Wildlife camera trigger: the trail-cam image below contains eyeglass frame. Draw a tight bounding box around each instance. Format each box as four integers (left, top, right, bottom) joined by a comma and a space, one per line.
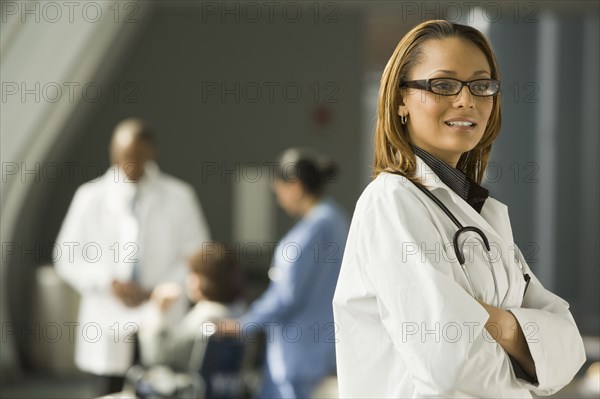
400, 78, 501, 97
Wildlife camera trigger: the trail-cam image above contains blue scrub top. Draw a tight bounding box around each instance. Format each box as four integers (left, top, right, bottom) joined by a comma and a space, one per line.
240, 197, 349, 383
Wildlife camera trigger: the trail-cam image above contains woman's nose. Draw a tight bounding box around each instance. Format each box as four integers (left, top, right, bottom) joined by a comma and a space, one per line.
453, 85, 475, 108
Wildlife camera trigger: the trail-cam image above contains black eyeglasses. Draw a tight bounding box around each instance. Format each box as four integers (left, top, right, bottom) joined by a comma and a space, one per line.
401, 78, 501, 97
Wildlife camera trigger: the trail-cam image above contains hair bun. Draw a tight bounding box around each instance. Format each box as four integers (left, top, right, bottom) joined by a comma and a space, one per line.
276, 148, 339, 196
318, 157, 339, 182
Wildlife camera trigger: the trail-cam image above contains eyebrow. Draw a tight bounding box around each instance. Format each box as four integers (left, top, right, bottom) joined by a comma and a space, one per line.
430, 69, 491, 77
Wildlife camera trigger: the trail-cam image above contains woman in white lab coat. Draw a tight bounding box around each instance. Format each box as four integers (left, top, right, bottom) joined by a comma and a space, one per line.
333, 20, 586, 398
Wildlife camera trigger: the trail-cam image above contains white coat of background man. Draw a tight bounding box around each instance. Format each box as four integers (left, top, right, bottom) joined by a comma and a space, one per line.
54, 118, 211, 396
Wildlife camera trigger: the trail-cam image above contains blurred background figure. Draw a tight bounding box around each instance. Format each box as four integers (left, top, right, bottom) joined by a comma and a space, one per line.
132, 242, 246, 399
53, 118, 211, 396
234, 148, 349, 399
139, 241, 245, 371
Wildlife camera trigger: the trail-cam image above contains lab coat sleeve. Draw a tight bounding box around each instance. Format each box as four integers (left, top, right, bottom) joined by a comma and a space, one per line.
240, 226, 320, 327
181, 187, 211, 252
506, 248, 586, 395
356, 180, 513, 396
161, 186, 211, 285
54, 185, 113, 294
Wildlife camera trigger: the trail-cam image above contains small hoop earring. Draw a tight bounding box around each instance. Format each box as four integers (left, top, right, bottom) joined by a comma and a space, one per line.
401, 115, 407, 125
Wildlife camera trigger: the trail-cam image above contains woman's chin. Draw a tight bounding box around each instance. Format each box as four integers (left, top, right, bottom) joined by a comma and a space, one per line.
442, 138, 481, 155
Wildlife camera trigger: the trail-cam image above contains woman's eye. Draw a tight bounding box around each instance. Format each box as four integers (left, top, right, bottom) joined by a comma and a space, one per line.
432, 82, 453, 91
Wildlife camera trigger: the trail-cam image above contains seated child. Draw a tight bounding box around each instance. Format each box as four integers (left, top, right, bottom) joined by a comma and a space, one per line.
139, 242, 246, 371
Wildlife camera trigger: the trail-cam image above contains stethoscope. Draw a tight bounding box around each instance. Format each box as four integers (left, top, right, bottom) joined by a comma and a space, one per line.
412, 182, 531, 307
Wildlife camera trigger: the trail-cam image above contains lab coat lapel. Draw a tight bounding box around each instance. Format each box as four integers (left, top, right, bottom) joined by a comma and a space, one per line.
132, 164, 164, 254
416, 157, 513, 306
103, 168, 135, 213
443, 188, 507, 246
416, 156, 508, 245
479, 197, 514, 245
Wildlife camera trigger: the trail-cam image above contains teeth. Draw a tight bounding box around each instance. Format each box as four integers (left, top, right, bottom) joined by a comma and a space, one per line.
446, 121, 473, 126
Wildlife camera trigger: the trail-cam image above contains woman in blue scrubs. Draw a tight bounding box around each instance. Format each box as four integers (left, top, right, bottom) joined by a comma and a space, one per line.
239, 148, 349, 399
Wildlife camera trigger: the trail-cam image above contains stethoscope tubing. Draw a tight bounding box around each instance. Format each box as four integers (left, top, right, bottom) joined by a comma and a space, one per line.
412, 181, 506, 307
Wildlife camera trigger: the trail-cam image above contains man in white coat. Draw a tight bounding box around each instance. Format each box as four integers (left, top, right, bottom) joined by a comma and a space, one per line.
54, 118, 210, 396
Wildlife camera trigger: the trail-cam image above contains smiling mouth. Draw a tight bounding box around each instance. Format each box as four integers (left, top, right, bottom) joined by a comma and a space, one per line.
445, 121, 476, 127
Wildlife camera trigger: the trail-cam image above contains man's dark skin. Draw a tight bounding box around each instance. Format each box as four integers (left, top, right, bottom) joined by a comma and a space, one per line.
109, 118, 156, 308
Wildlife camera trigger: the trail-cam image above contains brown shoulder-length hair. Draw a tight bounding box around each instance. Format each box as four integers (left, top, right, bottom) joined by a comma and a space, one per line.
373, 20, 502, 184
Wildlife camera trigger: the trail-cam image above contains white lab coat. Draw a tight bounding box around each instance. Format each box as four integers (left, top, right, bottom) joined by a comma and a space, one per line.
333, 156, 586, 398
55, 162, 210, 375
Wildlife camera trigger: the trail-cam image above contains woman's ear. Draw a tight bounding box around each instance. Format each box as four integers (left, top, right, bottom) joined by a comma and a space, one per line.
397, 95, 408, 117
290, 180, 305, 199
397, 103, 408, 118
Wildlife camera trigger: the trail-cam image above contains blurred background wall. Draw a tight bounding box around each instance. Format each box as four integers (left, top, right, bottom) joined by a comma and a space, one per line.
1, 0, 598, 397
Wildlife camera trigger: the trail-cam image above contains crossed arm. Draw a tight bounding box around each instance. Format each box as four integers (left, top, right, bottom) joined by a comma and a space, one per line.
478, 300, 537, 380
